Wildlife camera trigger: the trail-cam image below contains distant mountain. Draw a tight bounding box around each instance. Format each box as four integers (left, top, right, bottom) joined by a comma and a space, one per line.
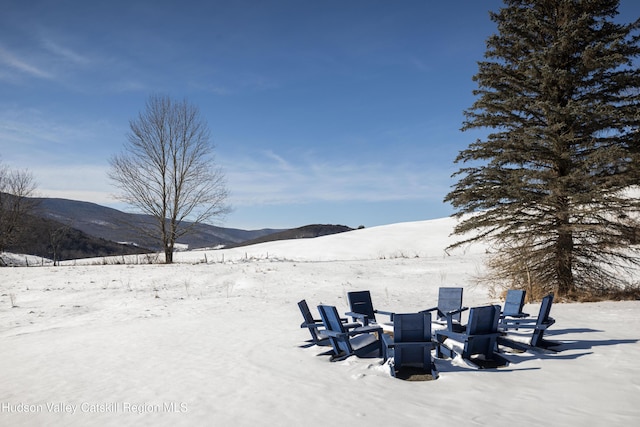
32, 197, 281, 250
2, 196, 356, 261
228, 224, 355, 248
6, 213, 147, 263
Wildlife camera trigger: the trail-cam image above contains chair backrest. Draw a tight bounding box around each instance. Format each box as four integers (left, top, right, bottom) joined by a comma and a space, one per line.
393, 312, 433, 370
531, 294, 554, 347
466, 305, 501, 336
502, 290, 526, 316
394, 312, 432, 343
464, 305, 501, 356
438, 287, 464, 321
298, 299, 314, 323
537, 294, 554, 325
298, 299, 321, 342
318, 304, 353, 356
348, 290, 377, 323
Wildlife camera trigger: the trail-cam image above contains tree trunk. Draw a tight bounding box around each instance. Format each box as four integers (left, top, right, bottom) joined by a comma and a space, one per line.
164, 219, 178, 264
556, 224, 574, 297
164, 245, 173, 264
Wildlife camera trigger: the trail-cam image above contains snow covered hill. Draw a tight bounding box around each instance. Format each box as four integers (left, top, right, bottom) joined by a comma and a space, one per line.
1, 216, 639, 427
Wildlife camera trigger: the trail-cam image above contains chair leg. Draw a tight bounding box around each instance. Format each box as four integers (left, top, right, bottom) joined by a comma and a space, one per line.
431, 361, 439, 380
436, 342, 454, 359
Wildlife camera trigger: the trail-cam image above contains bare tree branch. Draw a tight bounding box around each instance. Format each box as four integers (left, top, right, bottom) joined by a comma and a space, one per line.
0, 161, 37, 258
108, 95, 231, 263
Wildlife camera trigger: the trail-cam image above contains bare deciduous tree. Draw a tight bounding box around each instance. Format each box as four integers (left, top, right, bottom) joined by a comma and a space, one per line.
108, 95, 230, 264
0, 161, 37, 263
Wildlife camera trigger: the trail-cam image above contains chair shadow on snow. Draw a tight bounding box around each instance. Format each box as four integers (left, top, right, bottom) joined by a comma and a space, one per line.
433, 357, 542, 375
546, 328, 603, 335
558, 339, 640, 351
496, 327, 639, 365
436, 325, 634, 374
515, 327, 639, 352
545, 335, 639, 352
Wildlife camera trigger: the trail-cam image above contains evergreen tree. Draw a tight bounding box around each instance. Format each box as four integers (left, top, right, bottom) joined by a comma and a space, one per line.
445, 0, 640, 299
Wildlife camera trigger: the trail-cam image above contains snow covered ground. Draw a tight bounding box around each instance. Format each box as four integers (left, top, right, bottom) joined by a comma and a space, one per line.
1, 217, 639, 426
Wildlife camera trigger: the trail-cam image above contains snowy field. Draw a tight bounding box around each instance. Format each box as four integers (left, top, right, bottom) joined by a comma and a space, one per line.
1, 217, 639, 427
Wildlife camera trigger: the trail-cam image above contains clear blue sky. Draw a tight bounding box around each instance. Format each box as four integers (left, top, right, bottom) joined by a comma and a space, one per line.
1, 1, 638, 230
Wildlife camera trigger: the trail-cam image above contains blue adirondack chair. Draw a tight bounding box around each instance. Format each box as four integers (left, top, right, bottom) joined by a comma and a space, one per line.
498, 294, 558, 351
346, 290, 395, 327
298, 299, 359, 347
318, 304, 383, 362
500, 289, 529, 320
382, 312, 438, 379
421, 287, 467, 332
436, 304, 509, 369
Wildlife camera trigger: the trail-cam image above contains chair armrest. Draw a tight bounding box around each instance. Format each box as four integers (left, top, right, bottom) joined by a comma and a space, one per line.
345, 311, 370, 326
349, 325, 383, 336
343, 322, 365, 330
435, 329, 466, 343
322, 324, 381, 339
444, 307, 469, 331
534, 317, 555, 330
446, 306, 469, 316
375, 309, 395, 321
501, 317, 555, 332
500, 317, 538, 328
322, 330, 349, 339
300, 322, 324, 329
500, 312, 529, 319
420, 306, 438, 314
